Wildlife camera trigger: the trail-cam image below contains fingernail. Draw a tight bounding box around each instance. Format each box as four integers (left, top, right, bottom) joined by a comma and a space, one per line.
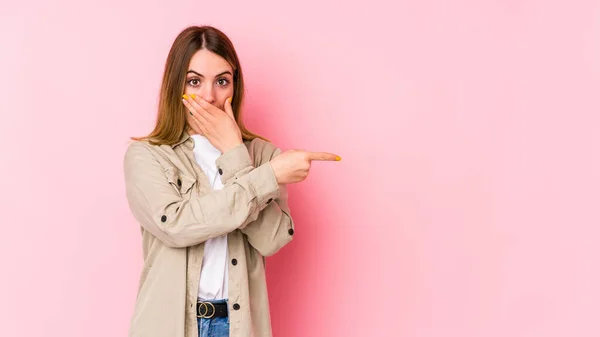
227, 97, 232, 103
182, 94, 189, 99
189, 111, 193, 115
191, 94, 196, 99
335, 156, 342, 161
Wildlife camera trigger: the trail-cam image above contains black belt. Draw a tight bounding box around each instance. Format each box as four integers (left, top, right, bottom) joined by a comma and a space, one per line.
197, 301, 228, 318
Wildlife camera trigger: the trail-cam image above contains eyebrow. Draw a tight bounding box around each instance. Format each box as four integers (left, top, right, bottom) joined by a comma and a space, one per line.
186, 70, 232, 77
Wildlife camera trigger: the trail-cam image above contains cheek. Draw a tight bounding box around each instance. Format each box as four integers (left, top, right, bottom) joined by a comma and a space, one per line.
183, 87, 200, 95
221, 85, 234, 96
217, 87, 234, 102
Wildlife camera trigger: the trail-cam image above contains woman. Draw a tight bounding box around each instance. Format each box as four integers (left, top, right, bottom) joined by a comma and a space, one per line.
123, 25, 340, 337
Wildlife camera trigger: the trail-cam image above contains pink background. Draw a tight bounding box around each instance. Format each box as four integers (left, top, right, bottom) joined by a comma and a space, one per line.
1, 0, 600, 336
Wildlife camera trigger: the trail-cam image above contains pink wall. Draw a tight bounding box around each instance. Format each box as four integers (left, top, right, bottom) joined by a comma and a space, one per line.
1, 0, 600, 336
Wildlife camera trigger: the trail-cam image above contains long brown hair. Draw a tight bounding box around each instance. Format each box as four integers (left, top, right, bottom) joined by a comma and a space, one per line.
133, 25, 268, 145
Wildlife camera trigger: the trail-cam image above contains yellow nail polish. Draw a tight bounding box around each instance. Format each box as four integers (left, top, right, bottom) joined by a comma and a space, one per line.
335, 156, 342, 161
191, 94, 196, 99
182, 94, 189, 99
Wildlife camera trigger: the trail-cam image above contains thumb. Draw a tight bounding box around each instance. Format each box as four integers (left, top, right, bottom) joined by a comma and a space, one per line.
224, 97, 235, 120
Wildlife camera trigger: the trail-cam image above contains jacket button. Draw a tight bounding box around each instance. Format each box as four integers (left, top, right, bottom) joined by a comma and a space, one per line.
218, 168, 223, 175
177, 179, 182, 187
231, 258, 237, 265
288, 228, 294, 235
233, 303, 240, 310
161, 215, 167, 222
267, 198, 273, 204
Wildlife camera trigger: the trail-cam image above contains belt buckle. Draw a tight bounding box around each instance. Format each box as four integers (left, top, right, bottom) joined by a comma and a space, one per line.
197, 301, 216, 319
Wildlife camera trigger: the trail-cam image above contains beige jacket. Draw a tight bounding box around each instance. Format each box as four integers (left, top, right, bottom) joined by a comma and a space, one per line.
123, 132, 294, 337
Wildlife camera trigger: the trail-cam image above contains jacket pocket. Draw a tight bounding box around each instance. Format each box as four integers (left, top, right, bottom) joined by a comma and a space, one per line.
164, 166, 196, 196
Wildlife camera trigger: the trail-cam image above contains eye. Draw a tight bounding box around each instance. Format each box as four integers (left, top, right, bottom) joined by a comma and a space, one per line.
187, 78, 200, 87
217, 78, 230, 86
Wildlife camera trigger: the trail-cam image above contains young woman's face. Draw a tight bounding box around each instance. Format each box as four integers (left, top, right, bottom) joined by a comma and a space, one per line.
184, 49, 234, 110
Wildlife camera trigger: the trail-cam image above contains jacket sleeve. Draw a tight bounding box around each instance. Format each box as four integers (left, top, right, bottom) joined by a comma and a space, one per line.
123, 141, 280, 248
220, 142, 294, 257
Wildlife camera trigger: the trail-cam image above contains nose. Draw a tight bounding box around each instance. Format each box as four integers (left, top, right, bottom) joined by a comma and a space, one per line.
198, 85, 215, 104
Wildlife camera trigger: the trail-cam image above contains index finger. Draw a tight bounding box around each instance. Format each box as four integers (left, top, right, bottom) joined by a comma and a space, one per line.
183, 94, 211, 118
191, 95, 220, 115
307, 152, 341, 161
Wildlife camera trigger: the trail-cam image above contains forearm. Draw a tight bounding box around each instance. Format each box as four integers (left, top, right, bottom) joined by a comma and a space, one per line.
240, 197, 294, 256
124, 142, 279, 248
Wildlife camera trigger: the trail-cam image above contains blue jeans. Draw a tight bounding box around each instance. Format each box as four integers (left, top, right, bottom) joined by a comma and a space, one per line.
197, 299, 230, 337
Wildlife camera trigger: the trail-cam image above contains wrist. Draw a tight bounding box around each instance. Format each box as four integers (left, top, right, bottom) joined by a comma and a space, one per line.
269, 161, 281, 184
221, 141, 243, 154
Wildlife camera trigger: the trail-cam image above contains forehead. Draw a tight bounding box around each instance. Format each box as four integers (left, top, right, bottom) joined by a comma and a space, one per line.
187, 49, 232, 76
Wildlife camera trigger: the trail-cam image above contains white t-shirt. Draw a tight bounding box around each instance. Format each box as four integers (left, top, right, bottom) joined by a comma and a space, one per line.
190, 134, 229, 300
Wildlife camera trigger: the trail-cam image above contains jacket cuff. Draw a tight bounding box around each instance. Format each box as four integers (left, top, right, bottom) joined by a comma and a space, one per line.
247, 162, 281, 208
215, 143, 253, 184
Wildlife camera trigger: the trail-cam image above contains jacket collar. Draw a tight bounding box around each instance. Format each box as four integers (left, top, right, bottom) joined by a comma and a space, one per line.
173, 131, 192, 148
